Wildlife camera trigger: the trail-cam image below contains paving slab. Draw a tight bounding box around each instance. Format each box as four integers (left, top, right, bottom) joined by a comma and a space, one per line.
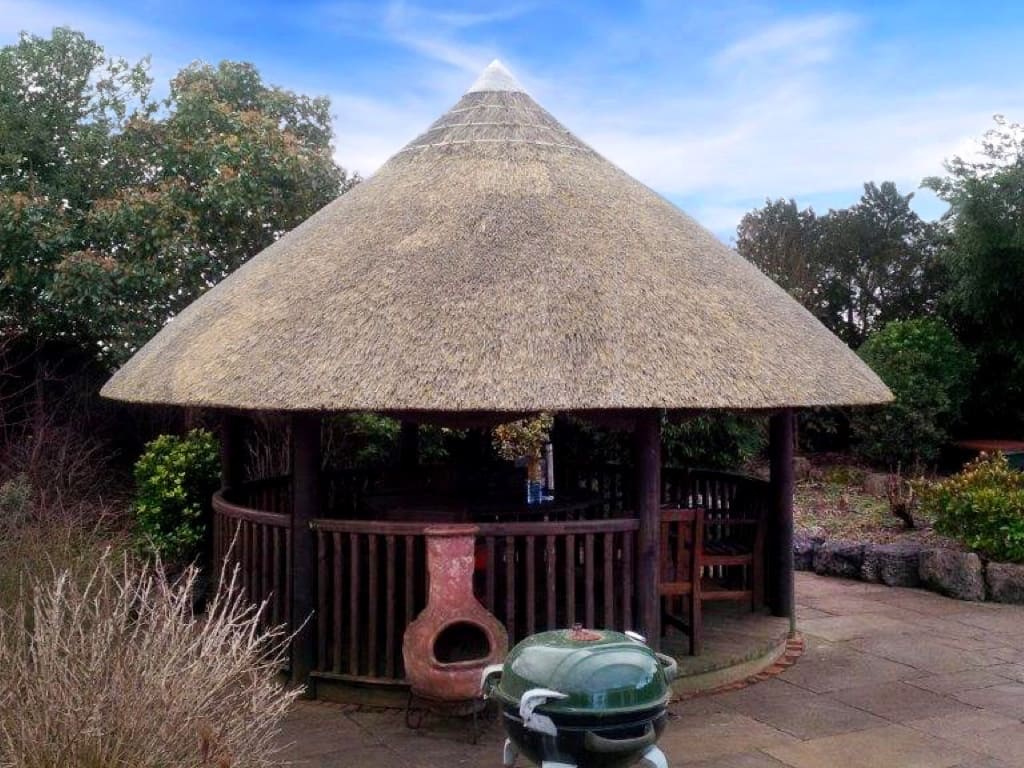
798, 612, 919, 642
777, 648, 918, 693
762, 724, 975, 768
682, 752, 792, 768
905, 710, 1021, 743
947, 723, 1024, 765
983, 662, 1024, 682
905, 668, 1016, 695
954, 683, 1024, 718
794, 605, 833, 621
846, 635, 1013, 674
830, 681, 978, 723
657, 711, 799, 764
725, 693, 889, 740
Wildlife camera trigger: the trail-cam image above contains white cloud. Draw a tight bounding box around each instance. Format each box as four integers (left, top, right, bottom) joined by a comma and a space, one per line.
2, 2, 1017, 239
714, 12, 860, 69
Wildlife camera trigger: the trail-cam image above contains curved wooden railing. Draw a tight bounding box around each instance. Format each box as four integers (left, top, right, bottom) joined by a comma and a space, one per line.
307, 516, 639, 684
211, 464, 770, 686
212, 490, 291, 630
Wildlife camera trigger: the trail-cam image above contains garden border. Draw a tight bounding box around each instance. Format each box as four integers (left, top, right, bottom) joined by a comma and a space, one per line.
795, 534, 1024, 604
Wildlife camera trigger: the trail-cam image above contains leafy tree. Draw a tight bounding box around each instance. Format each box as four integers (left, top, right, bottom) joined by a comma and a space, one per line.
735, 198, 823, 308
737, 183, 944, 347
818, 182, 945, 347
924, 115, 1024, 432
663, 415, 766, 471
0, 29, 151, 343
852, 317, 973, 468
1, 29, 355, 365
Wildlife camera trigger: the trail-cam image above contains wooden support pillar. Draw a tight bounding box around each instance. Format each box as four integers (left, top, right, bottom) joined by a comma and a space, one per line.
399, 420, 419, 472
634, 410, 662, 646
290, 412, 322, 690
769, 409, 796, 631
219, 412, 246, 493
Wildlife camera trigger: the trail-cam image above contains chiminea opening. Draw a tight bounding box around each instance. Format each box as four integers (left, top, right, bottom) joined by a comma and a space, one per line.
433, 621, 492, 664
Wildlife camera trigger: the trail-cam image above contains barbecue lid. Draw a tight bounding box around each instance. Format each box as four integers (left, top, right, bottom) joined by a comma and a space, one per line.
489, 627, 673, 715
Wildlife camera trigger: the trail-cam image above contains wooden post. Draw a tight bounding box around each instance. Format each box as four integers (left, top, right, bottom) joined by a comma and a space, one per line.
220, 412, 246, 492
634, 410, 662, 646
399, 421, 419, 472
291, 412, 322, 690
769, 409, 795, 632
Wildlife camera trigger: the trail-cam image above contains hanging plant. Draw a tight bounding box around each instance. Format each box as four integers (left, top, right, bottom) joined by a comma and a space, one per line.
492, 413, 553, 481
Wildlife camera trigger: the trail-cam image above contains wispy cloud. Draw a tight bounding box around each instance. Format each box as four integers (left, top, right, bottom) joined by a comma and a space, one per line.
3, 2, 1022, 238
714, 12, 860, 69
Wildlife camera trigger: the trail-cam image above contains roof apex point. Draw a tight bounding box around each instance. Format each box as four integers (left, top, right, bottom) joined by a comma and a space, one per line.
466, 59, 526, 94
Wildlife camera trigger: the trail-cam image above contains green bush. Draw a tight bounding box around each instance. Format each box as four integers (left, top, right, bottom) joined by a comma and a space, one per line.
663, 414, 766, 470
919, 453, 1024, 562
853, 317, 973, 468
133, 429, 220, 564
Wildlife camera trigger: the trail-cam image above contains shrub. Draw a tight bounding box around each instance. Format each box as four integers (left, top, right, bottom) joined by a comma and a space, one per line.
133, 429, 220, 564
919, 453, 1024, 562
0, 554, 297, 767
853, 317, 973, 468
663, 414, 766, 470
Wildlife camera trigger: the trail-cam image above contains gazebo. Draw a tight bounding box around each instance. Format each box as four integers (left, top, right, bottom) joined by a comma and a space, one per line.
102, 61, 891, 697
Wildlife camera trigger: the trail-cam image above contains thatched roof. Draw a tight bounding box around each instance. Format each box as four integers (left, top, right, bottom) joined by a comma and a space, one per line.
102, 61, 892, 413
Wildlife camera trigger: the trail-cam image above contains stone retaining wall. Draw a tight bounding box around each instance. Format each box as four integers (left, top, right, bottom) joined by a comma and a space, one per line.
795, 534, 1024, 604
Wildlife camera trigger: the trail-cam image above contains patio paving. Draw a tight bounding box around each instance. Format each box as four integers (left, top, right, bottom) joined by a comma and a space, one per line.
277, 572, 1024, 767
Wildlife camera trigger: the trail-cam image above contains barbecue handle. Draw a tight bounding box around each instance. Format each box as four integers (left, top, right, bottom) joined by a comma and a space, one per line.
655, 652, 678, 682
583, 723, 656, 754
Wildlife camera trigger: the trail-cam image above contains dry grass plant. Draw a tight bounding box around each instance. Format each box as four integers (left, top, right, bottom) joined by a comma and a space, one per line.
0, 553, 298, 768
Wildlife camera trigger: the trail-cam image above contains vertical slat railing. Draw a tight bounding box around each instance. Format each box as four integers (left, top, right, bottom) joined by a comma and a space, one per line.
212, 492, 290, 640
218, 469, 769, 688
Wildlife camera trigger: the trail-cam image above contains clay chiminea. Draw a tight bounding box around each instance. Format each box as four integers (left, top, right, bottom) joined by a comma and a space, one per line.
402, 525, 508, 702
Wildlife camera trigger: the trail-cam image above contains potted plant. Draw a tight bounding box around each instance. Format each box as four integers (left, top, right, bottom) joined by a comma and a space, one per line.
493, 414, 554, 504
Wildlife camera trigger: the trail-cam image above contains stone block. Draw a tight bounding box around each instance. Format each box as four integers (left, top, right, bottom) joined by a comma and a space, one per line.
861, 543, 922, 587
919, 548, 985, 601
794, 533, 819, 571
813, 541, 865, 579
986, 562, 1024, 604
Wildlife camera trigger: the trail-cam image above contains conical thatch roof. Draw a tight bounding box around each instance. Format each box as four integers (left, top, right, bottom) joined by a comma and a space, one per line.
102, 61, 892, 414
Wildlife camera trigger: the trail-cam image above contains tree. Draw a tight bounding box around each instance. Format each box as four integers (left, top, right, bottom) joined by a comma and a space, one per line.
0, 28, 152, 343
737, 183, 944, 348
1, 29, 355, 365
852, 317, 973, 468
735, 198, 823, 308
818, 182, 945, 347
924, 116, 1024, 433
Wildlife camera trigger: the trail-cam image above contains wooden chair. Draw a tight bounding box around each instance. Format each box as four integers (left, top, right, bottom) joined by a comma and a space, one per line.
700, 490, 766, 611
659, 507, 704, 655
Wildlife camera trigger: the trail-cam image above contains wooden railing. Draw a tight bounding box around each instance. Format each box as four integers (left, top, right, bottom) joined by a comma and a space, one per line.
212, 491, 291, 631
557, 463, 769, 518
307, 517, 639, 684
212, 464, 769, 686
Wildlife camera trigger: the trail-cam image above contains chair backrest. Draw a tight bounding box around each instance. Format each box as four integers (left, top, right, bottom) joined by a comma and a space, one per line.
703, 484, 768, 553
658, 507, 704, 595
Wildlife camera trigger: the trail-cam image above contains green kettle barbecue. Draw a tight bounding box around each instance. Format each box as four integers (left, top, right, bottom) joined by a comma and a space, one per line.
482, 625, 677, 768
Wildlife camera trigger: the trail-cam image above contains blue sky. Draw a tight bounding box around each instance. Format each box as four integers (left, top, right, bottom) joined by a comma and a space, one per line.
3, 0, 1023, 240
